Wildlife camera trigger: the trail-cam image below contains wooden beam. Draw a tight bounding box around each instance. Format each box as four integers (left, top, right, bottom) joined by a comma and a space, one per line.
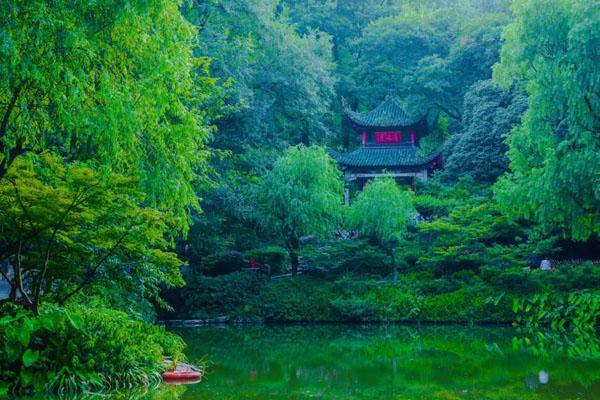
345, 171, 427, 181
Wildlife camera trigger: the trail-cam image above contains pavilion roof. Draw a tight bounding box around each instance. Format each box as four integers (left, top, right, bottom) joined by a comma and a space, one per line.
345, 98, 419, 128
331, 146, 440, 168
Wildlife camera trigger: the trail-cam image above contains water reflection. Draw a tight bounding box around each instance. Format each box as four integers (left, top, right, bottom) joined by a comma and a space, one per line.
13, 325, 600, 400
168, 324, 600, 400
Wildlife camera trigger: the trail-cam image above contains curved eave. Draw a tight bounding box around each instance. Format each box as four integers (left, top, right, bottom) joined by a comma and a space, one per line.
331, 146, 442, 168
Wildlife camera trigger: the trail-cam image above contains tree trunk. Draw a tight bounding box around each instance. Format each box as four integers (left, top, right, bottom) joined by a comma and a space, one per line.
32, 259, 48, 316
287, 236, 300, 277
8, 280, 17, 301
390, 248, 398, 281
12, 238, 32, 306
290, 251, 299, 277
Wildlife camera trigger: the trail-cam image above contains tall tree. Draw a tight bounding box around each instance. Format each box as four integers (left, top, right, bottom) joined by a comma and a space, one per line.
493, 0, 600, 241
348, 178, 415, 280
186, 0, 336, 151
255, 145, 343, 275
443, 80, 527, 184
0, 0, 218, 228
350, 4, 510, 127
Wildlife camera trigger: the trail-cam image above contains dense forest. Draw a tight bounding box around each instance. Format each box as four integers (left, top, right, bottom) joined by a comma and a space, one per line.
0, 0, 599, 396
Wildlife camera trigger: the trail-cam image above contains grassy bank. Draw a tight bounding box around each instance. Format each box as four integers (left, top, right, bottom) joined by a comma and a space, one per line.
165, 263, 600, 326
0, 303, 184, 395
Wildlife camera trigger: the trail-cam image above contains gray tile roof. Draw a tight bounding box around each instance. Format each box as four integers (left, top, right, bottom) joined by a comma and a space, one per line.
331, 146, 441, 168
345, 98, 418, 128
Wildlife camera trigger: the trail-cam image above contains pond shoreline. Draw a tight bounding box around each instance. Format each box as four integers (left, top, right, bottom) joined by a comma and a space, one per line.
158, 318, 514, 327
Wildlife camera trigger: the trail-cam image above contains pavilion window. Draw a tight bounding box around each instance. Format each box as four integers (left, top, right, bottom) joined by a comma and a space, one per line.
362, 132, 366, 145
411, 131, 415, 145
375, 131, 401, 144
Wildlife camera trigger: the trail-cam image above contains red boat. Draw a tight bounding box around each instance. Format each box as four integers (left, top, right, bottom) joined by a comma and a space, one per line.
162, 361, 203, 384
162, 370, 202, 380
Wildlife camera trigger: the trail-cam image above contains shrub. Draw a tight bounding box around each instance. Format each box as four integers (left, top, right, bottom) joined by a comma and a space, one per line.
421, 287, 512, 322
182, 272, 267, 318
480, 266, 546, 295
245, 246, 289, 274
0, 304, 184, 395
248, 277, 337, 321
202, 251, 248, 276
300, 240, 391, 277
545, 263, 600, 292
513, 291, 600, 331
330, 278, 423, 322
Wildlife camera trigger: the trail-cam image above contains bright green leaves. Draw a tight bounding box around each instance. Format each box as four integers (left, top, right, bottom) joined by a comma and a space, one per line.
0, 153, 183, 311
0, 305, 185, 393
22, 350, 39, 368
493, 0, 600, 241
256, 145, 343, 239
0, 0, 217, 228
347, 178, 415, 278
255, 145, 343, 272
348, 178, 415, 247
512, 291, 600, 333
409, 180, 529, 276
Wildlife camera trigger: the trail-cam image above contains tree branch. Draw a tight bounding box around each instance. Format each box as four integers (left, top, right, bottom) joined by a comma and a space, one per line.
58, 221, 141, 305
0, 83, 22, 138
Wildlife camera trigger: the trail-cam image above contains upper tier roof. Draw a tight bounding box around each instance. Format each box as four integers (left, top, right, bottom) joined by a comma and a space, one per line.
331, 146, 441, 168
345, 97, 419, 128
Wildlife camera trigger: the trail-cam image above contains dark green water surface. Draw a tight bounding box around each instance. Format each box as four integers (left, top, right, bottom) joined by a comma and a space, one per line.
160, 324, 600, 400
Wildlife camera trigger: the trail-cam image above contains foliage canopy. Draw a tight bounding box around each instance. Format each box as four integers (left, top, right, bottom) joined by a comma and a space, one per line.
493, 0, 600, 241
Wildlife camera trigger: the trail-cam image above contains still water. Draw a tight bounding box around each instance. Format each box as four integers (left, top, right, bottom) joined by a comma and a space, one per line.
158, 324, 600, 400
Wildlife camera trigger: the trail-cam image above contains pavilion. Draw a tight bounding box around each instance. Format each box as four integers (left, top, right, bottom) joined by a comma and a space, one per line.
331, 97, 442, 204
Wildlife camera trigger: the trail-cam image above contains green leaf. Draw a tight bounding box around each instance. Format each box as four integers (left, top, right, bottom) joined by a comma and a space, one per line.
67, 312, 85, 331
5, 341, 22, 363
23, 349, 40, 367
20, 369, 33, 387
17, 328, 31, 347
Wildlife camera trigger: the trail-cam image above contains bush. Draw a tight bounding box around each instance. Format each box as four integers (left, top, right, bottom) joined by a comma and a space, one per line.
245, 246, 289, 275
513, 291, 600, 331
480, 266, 546, 295
331, 280, 423, 322
248, 277, 337, 321
202, 251, 248, 276
546, 262, 600, 292
0, 304, 184, 395
182, 271, 267, 318
300, 240, 391, 277
421, 286, 512, 322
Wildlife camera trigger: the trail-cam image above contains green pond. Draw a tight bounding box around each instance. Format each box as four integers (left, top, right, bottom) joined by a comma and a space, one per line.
156, 324, 600, 400
15, 324, 600, 399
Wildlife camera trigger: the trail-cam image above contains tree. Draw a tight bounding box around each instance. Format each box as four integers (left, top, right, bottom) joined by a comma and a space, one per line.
0, 153, 182, 315
443, 80, 527, 184
0, 0, 218, 229
350, 4, 510, 127
256, 145, 343, 275
493, 0, 600, 241
348, 178, 415, 280
186, 0, 336, 151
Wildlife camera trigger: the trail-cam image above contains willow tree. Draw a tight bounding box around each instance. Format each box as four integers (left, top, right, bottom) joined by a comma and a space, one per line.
493, 0, 600, 241
0, 0, 218, 229
348, 178, 415, 280
256, 145, 343, 276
